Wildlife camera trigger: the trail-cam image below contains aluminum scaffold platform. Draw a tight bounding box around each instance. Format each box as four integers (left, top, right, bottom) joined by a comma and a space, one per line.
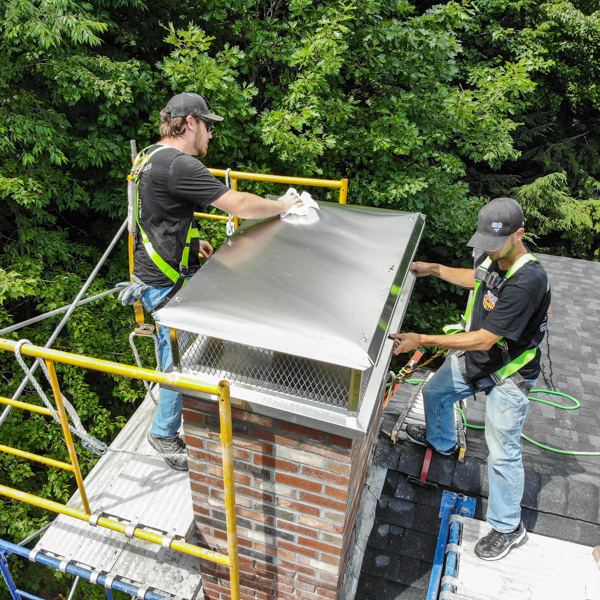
31, 387, 203, 599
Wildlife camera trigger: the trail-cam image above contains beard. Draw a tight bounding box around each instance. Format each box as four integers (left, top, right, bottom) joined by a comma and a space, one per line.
194, 129, 208, 158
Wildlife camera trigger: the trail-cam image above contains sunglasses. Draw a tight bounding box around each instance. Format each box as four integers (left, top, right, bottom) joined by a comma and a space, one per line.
198, 117, 214, 133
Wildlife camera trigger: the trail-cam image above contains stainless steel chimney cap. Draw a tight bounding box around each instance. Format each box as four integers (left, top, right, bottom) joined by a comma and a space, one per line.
155, 201, 425, 371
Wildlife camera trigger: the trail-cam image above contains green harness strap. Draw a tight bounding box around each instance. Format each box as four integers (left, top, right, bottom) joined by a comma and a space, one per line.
132, 145, 200, 285
442, 257, 492, 336
444, 253, 539, 381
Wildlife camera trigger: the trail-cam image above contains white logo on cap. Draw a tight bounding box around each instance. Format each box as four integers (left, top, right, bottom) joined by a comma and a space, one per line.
491, 222, 503, 232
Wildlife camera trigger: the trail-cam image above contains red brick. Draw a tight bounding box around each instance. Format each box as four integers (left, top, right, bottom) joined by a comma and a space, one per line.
276, 558, 317, 577
278, 421, 327, 441
276, 473, 322, 493
298, 516, 343, 535
260, 561, 294, 577
207, 440, 250, 460
254, 454, 298, 473
212, 488, 252, 508
276, 497, 320, 517
232, 436, 274, 454
234, 484, 275, 503
315, 571, 338, 585
184, 432, 206, 448
327, 459, 351, 476
289, 586, 332, 600
184, 397, 219, 413
274, 574, 319, 594
298, 537, 342, 556
231, 409, 273, 428
254, 428, 302, 449
238, 563, 279, 582
189, 471, 224, 489
202, 581, 232, 597
277, 520, 318, 539
314, 587, 337, 599
237, 556, 255, 568
237, 507, 275, 526
329, 434, 353, 449
251, 571, 277, 585
298, 491, 346, 513
182, 408, 205, 425
320, 552, 340, 566
231, 535, 253, 548
287, 577, 336, 597
190, 481, 209, 495
302, 466, 349, 487
278, 538, 318, 559
193, 504, 210, 516
195, 524, 213, 537
301, 440, 352, 462
238, 571, 279, 595
253, 541, 295, 561
208, 464, 252, 486
321, 532, 343, 546
323, 510, 345, 525
324, 485, 348, 501
188, 448, 223, 465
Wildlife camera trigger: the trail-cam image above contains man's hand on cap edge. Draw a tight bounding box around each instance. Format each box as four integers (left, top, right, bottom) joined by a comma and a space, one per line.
410, 262, 437, 278
389, 333, 422, 355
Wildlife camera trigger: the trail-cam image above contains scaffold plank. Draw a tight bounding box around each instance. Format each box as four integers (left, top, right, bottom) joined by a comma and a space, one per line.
34, 386, 202, 599
455, 517, 600, 600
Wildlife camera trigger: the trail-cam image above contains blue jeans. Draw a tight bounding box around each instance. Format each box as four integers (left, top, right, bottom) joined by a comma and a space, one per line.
141, 286, 182, 439
423, 354, 535, 533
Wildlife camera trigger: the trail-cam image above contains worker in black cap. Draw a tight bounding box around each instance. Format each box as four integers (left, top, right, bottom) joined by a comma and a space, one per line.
390, 197, 551, 561
124, 92, 303, 471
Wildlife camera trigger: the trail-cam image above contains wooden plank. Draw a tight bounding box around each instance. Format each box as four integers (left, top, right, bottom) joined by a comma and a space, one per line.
454, 518, 600, 600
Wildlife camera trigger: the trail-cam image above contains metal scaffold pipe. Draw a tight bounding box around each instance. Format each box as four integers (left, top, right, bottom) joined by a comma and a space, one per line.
0, 288, 119, 336
0, 538, 175, 600
0, 219, 127, 428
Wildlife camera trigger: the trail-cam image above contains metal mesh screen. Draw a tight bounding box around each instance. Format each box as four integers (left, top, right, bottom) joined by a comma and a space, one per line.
178, 333, 358, 409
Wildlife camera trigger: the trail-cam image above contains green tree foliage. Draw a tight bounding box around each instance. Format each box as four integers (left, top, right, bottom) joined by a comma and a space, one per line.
462, 0, 600, 257
0, 0, 599, 596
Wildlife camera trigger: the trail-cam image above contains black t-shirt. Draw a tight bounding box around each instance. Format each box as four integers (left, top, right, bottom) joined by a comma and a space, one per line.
133, 144, 229, 287
465, 254, 551, 382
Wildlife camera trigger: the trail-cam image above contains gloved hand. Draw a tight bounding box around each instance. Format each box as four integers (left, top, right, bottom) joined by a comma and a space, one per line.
116, 275, 149, 306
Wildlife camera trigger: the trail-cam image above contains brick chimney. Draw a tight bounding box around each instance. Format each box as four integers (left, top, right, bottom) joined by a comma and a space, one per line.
182, 392, 386, 600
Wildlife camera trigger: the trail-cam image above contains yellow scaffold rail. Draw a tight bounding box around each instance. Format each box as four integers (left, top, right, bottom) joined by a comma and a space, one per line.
195, 169, 349, 227
208, 168, 348, 194
0, 338, 220, 395
0, 337, 240, 600
0, 484, 231, 565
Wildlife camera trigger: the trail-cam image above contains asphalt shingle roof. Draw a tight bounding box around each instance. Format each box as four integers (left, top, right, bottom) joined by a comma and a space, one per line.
358, 254, 600, 599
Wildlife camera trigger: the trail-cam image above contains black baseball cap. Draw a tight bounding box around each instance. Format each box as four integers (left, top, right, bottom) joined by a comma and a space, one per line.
166, 92, 224, 122
467, 197, 525, 252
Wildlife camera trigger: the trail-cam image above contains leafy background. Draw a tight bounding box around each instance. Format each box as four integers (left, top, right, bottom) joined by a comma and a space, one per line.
0, 0, 599, 597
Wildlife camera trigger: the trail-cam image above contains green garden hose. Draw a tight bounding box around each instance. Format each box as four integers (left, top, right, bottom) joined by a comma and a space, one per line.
403, 379, 597, 456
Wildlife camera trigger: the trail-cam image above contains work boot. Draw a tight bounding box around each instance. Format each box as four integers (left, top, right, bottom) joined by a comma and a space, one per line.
405, 424, 457, 456
474, 521, 527, 561
147, 432, 189, 471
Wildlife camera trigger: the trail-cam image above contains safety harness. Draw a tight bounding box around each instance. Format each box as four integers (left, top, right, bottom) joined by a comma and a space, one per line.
445, 253, 539, 395
129, 145, 201, 310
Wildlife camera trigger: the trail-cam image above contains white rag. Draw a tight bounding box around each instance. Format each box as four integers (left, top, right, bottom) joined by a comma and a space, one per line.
280, 188, 320, 219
